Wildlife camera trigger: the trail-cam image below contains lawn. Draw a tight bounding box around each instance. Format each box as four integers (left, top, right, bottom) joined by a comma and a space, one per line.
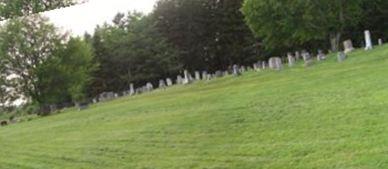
1, 45, 388, 169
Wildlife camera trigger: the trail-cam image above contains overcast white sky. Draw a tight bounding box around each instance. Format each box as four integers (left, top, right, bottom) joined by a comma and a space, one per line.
43, 0, 158, 36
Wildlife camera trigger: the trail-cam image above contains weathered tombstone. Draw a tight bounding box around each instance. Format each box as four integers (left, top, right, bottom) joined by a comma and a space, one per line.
262, 61, 267, 69
232, 65, 241, 76
159, 79, 166, 89
301, 50, 311, 62
176, 75, 183, 85
195, 71, 201, 81
316, 50, 326, 61
129, 83, 135, 96
378, 38, 383, 46
215, 71, 223, 78
166, 78, 173, 86
92, 98, 98, 104
287, 53, 295, 67
146, 82, 154, 91
240, 66, 246, 73
253, 63, 259, 71
201, 71, 208, 80
77, 102, 89, 111
223, 71, 229, 76
99, 92, 115, 102
183, 70, 191, 85
337, 51, 347, 62
343, 39, 355, 53
268, 57, 283, 70
295, 51, 301, 60
206, 74, 212, 81
114, 93, 119, 98
364, 30, 373, 50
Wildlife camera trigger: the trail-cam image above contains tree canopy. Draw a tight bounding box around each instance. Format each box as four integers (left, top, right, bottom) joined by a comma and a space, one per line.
0, 0, 84, 21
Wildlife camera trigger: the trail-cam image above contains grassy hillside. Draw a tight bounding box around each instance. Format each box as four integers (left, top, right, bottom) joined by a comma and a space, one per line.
1, 45, 388, 169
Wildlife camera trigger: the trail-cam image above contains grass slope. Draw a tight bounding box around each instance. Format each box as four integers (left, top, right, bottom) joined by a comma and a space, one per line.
1, 45, 388, 169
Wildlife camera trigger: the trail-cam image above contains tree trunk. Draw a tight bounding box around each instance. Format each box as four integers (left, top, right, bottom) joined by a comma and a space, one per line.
330, 32, 341, 52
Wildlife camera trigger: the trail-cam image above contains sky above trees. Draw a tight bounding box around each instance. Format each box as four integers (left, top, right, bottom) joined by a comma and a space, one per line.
44, 0, 157, 36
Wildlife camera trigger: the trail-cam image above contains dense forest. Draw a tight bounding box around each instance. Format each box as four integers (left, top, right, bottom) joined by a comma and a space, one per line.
0, 0, 387, 114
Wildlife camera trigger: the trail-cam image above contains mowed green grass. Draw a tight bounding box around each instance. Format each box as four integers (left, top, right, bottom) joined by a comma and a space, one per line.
1, 45, 388, 169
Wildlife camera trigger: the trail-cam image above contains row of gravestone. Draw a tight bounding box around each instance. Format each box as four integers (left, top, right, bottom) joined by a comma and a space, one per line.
84, 30, 384, 110
266, 30, 384, 70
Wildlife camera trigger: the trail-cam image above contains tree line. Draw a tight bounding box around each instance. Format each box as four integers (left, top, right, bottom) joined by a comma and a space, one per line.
0, 0, 387, 115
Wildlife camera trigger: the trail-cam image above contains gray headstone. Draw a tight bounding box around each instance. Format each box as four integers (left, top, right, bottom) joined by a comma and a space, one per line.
195, 71, 201, 81
166, 78, 173, 86
343, 39, 354, 53
262, 61, 267, 69
287, 53, 295, 67
215, 71, 223, 78
183, 70, 191, 85
206, 74, 212, 81
338, 51, 347, 62
317, 50, 326, 61
159, 79, 166, 89
129, 83, 135, 96
301, 50, 311, 62
240, 66, 246, 73
232, 64, 241, 76
378, 38, 383, 46
92, 98, 98, 104
364, 30, 373, 50
146, 82, 154, 91
202, 71, 208, 80
176, 75, 183, 85
268, 57, 283, 70
99, 92, 115, 102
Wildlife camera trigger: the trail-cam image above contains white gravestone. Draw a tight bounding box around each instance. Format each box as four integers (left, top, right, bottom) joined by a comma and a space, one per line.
364, 30, 373, 50
287, 53, 295, 67
343, 40, 354, 53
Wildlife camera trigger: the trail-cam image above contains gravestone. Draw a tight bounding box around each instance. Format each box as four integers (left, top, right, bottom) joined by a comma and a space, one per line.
364, 30, 373, 50
146, 82, 154, 92
215, 71, 223, 78
379, 38, 383, 46
301, 50, 311, 62
159, 79, 166, 89
166, 78, 173, 86
253, 63, 259, 71
206, 74, 212, 81
77, 102, 89, 111
240, 66, 246, 73
295, 51, 301, 60
343, 39, 354, 53
183, 70, 191, 85
262, 61, 267, 69
195, 71, 201, 81
268, 57, 283, 70
316, 50, 326, 61
287, 53, 295, 67
224, 71, 229, 76
176, 75, 183, 85
233, 65, 241, 76
337, 51, 347, 62
129, 83, 135, 96
99, 92, 115, 102
92, 98, 98, 104
202, 71, 208, 80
